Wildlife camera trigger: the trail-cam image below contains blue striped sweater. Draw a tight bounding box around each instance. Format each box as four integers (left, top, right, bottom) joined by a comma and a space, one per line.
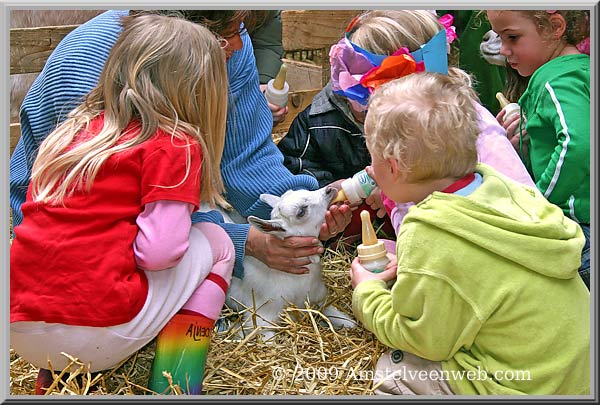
9, 10, 318, 278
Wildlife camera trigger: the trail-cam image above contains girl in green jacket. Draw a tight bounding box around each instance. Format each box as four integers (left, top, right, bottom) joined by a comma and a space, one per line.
487, 10, 590, 288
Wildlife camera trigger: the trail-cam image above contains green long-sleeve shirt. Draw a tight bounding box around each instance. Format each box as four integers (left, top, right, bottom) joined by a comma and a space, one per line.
519, 54, 590, 224
353, 164, 590, 395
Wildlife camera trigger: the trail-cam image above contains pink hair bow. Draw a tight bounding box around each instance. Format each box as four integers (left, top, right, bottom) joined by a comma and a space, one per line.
577, 37, 590, 55
438, 13, 457, 45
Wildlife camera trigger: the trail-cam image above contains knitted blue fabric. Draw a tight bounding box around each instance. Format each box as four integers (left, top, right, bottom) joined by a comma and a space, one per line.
9, 10, 318, 278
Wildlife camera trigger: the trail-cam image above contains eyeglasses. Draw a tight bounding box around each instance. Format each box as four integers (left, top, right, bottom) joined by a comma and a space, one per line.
220, 26, 247, 40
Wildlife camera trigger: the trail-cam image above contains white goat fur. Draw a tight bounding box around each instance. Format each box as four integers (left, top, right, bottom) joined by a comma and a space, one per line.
227, 186, 356, 338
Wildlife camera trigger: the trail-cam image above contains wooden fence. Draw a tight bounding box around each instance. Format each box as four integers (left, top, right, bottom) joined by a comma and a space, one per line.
9, 10, 362, 155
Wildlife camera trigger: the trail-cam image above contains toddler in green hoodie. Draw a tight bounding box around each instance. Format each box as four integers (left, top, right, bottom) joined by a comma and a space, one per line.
350, 72, 590, 395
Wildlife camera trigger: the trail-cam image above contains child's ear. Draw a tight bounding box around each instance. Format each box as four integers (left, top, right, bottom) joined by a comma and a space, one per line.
548, 13, 567, 40
388, 158, 408, 183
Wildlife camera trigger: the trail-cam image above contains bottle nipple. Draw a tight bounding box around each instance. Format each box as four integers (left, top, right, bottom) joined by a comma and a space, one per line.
495, 92, 511, 108
272, 63, 288, 91
331, 189, 347, 204
360, 210, 378, 246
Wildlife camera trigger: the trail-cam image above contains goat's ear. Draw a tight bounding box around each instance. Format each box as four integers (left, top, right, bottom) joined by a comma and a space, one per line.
259, 193, 281, 208
248, 216, 287, 236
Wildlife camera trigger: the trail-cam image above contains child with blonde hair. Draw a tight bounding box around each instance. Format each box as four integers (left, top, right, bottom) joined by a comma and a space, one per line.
350, 72, 590, 395
487, 9, 590, 289
11, 14, 232, 394
279, 10, 534, 241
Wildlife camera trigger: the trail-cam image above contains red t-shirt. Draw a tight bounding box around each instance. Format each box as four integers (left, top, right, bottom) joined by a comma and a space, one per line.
10, 114, 202, 327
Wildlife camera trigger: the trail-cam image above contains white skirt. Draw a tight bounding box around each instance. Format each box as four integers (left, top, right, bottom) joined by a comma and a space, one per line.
11, 222, 233, 372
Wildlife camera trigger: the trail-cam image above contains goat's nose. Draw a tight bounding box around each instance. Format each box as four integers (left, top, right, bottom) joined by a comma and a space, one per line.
325, 186, 337, 195
482, 30, 498, 43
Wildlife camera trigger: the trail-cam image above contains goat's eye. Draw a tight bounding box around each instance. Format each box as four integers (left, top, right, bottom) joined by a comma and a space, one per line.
297, 205, 307, 218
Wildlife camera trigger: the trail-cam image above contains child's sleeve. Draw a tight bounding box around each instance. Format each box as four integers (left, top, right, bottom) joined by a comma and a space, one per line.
352, 274, 482, 361
135, 137, 203, 271
134, 201, 195, 271
380, 191, 413, 236
141, 138, 202, 209
474, 102, 536, 188
535, 75, 589, 204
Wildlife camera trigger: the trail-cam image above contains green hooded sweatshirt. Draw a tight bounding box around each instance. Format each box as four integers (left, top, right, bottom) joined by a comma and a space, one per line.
353, 164, 589, 395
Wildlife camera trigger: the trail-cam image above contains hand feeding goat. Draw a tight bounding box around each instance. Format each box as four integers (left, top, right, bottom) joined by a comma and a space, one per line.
226, 186, 356, 340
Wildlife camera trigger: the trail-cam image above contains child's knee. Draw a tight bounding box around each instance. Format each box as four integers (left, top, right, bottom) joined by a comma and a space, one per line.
191, 222, 235, 282
192, 222, 235, 262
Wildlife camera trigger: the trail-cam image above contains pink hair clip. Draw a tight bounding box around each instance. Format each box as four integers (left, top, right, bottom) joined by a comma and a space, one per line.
438, 13, 458, 45
577, 37, 590, 55
546, 10, 558, 14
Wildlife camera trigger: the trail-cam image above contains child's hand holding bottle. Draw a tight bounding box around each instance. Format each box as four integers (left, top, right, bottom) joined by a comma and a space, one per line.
496, 92, 529, 152
350, 254, 397, 289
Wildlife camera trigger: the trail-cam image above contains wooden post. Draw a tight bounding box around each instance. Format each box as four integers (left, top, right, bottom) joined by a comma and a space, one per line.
10, 25, 79, 75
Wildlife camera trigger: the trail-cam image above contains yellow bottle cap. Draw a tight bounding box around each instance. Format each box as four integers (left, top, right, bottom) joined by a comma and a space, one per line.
273, 63, 288, 91
495, 92, 510, 108
331, 189, 347, 204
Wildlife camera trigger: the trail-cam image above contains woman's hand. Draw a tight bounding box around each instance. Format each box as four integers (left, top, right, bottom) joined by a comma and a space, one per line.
246, 226, 324, 274
350, 254, 397, 289
261, 84, 288, 126
269, 102, 288, 126
318, 203, 352, 241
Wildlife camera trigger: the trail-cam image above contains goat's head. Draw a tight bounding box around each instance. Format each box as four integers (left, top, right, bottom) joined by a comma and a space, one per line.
480, 29, 506, 66
248, 186, 338, 239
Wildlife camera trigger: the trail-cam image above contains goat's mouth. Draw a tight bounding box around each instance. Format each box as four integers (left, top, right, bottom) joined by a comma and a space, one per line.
481, 49, 501, 57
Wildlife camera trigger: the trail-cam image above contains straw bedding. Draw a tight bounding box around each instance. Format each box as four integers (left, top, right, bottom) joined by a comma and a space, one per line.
9, 237, 390, 396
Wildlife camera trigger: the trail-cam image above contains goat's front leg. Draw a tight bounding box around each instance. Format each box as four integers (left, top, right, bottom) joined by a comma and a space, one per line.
322, 305, 357, 329
241, 299, 284, 342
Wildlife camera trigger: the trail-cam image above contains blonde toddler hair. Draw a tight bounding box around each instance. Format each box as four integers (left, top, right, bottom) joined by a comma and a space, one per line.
31, 13, 229, 208
365, 73, 479, 182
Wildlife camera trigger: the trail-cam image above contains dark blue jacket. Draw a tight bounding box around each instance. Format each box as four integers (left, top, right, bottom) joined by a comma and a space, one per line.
278, 82, 370, 187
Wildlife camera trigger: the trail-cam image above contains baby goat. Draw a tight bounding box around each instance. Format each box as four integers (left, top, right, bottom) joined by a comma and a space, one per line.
226, 186, 356, 340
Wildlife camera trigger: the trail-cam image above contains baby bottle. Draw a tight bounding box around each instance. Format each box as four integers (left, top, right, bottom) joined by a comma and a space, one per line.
496, 92, 528, 141
356, 210, 390, 273
265, 63, 289, 109
331, 169, 378, 204
496, 92, 520, 123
